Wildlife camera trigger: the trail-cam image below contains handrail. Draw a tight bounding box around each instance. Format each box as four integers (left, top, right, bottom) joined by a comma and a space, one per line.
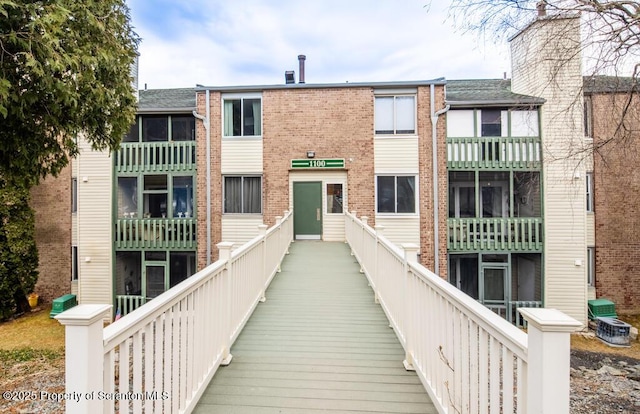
345, 211, 579, 414
57, 210, 293, 414
447, 136, 541, 169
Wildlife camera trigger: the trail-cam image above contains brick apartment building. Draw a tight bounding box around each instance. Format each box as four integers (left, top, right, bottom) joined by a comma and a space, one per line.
29, 10, 638, 325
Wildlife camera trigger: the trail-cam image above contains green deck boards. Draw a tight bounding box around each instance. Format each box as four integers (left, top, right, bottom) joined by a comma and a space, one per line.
194, 241, 435, 414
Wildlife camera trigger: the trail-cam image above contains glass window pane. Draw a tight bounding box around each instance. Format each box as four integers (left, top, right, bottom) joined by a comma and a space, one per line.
395, 96, 415, 134
142, 116, 168, 141
243, 99, 261, 136
170, 252, 196, 288
117, 177, 137, 218
171, 116, 195, 141
396, 176, 415, 213
326, 184, 343, 214
173, 176, 193, 218
116, 251, 141, 296
224, 177, 242, 213
144, 175, 167, 190
243, 176, 262, 213
123, 118, 139, 142
377, 176, 395, 213
375, 97, 394, 134
145, 266, 165, 299
481, 110, 502, 137
483, 268, 505, 301
459, 187, 476, 218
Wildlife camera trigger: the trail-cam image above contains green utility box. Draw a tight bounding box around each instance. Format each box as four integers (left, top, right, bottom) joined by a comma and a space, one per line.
49, 294, 77, 318
588, 299, 617, 320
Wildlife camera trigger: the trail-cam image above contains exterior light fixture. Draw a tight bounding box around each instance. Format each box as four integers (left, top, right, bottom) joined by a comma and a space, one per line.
306, 151, 315, 159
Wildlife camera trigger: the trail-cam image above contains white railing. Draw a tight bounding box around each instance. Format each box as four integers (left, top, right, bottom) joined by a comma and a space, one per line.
345, 212, 581, 414
56, 211, 293, 414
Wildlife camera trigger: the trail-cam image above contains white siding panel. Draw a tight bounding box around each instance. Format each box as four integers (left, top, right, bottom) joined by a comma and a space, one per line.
511, 16, 588, 325
374, 216, 420, 248
511, 110, 539, 137
77, 137, 113, 307
447, 110, 475, 137
374, 137, 418, 174
221, 139, 263, 173
222, 216, 264, 248
323, 214, 345, 242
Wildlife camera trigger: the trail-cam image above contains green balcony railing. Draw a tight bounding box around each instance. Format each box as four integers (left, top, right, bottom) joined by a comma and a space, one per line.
115, 218, 196, 249
447, 137, 541, 170
448, 217, 543, 252
115, 141, 196, 173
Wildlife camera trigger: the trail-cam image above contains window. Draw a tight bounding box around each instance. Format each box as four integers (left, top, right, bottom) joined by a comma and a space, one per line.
480, 110, 502, 137
173, 176, 194, 218
375, 95, 416, 135
223, 98, 261, 137
586, 172, 594, 212
143, 175, 168, 218
123, 117, 140, 142
224, 176, 262, 213
172, 116, 195, 141
376, 176, 416, 213
587, 247, 595, 286
71, 177, 77, 213
142, 116, 168, 142
584, 96, 593, 138
117, 177, 138, 218
71, 246, 78, 281
326, 183, 344, 214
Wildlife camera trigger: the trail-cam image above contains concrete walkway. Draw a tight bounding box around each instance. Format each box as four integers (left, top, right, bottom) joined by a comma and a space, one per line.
194, 241, 435, 414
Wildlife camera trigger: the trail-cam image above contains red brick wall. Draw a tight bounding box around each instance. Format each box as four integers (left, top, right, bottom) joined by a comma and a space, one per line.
30, 167, 72, 303
418, 85, 448, 276
195, 84, 448, 276
195, 91, 223, 269
592, 92, 640, 313
262, 87, 375, 225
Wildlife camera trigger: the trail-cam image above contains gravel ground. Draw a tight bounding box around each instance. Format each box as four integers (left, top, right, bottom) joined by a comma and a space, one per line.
1, 350, 639, 413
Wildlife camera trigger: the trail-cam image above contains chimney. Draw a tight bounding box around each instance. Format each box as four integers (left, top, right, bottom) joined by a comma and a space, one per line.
298, 54, 306, 84
537, 1, 546, 17
285, 70, 295, 84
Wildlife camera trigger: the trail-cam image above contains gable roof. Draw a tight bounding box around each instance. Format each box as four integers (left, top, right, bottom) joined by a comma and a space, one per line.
138, 88, 196, 113
446, 79, 545, 107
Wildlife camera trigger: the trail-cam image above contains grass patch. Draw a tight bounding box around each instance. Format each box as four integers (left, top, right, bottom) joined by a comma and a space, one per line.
0, 306, 65, 351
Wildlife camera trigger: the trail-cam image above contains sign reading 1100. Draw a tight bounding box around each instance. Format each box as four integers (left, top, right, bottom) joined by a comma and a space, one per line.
291, 159, 345, 169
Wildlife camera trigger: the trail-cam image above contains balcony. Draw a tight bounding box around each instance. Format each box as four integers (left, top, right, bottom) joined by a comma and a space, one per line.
114, 217, 196, 249
447, 136, 541, 170
115, 141, 196, 173
448, 217, 543, 252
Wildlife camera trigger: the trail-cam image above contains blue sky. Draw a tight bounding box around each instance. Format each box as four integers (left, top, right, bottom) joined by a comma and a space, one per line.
127, 0, 512, 89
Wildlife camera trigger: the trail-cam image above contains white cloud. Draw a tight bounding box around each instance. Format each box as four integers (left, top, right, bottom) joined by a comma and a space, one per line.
129, 0, 513, 89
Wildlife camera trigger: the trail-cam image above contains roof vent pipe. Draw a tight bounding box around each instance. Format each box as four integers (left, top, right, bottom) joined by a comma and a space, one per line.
298, 55, 306, 84
537, 1, 546, 17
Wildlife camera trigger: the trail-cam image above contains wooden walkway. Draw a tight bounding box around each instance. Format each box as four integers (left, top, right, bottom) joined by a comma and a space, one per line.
194, 241, 435, 414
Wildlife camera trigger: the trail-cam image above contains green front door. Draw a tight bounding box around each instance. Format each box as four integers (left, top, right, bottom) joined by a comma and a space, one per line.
293, 181, 322, 239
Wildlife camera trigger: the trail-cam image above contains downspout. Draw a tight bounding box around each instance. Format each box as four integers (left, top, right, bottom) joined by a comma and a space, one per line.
193, 90, 212, 265
430, 84, 450, 275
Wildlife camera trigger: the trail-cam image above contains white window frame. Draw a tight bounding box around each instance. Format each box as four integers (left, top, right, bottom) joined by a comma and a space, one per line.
223, 175, 263, 214
374, 94, 417, 136
375, 175, 418, 215
586, 172, 594, 212
222, 93, 263, 138
325, 182, 345, 215
72, 245, 78, 281
587, 246, 595, 286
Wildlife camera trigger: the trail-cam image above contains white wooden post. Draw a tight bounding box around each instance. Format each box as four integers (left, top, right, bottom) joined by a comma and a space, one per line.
55, 304, 111, 414
372, 225, 385, 304
218, 241, 235, 366
401, 243, 419, 371
258, 224, 268, 300
519, 308, 582, 414
361, 216, 368, 225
